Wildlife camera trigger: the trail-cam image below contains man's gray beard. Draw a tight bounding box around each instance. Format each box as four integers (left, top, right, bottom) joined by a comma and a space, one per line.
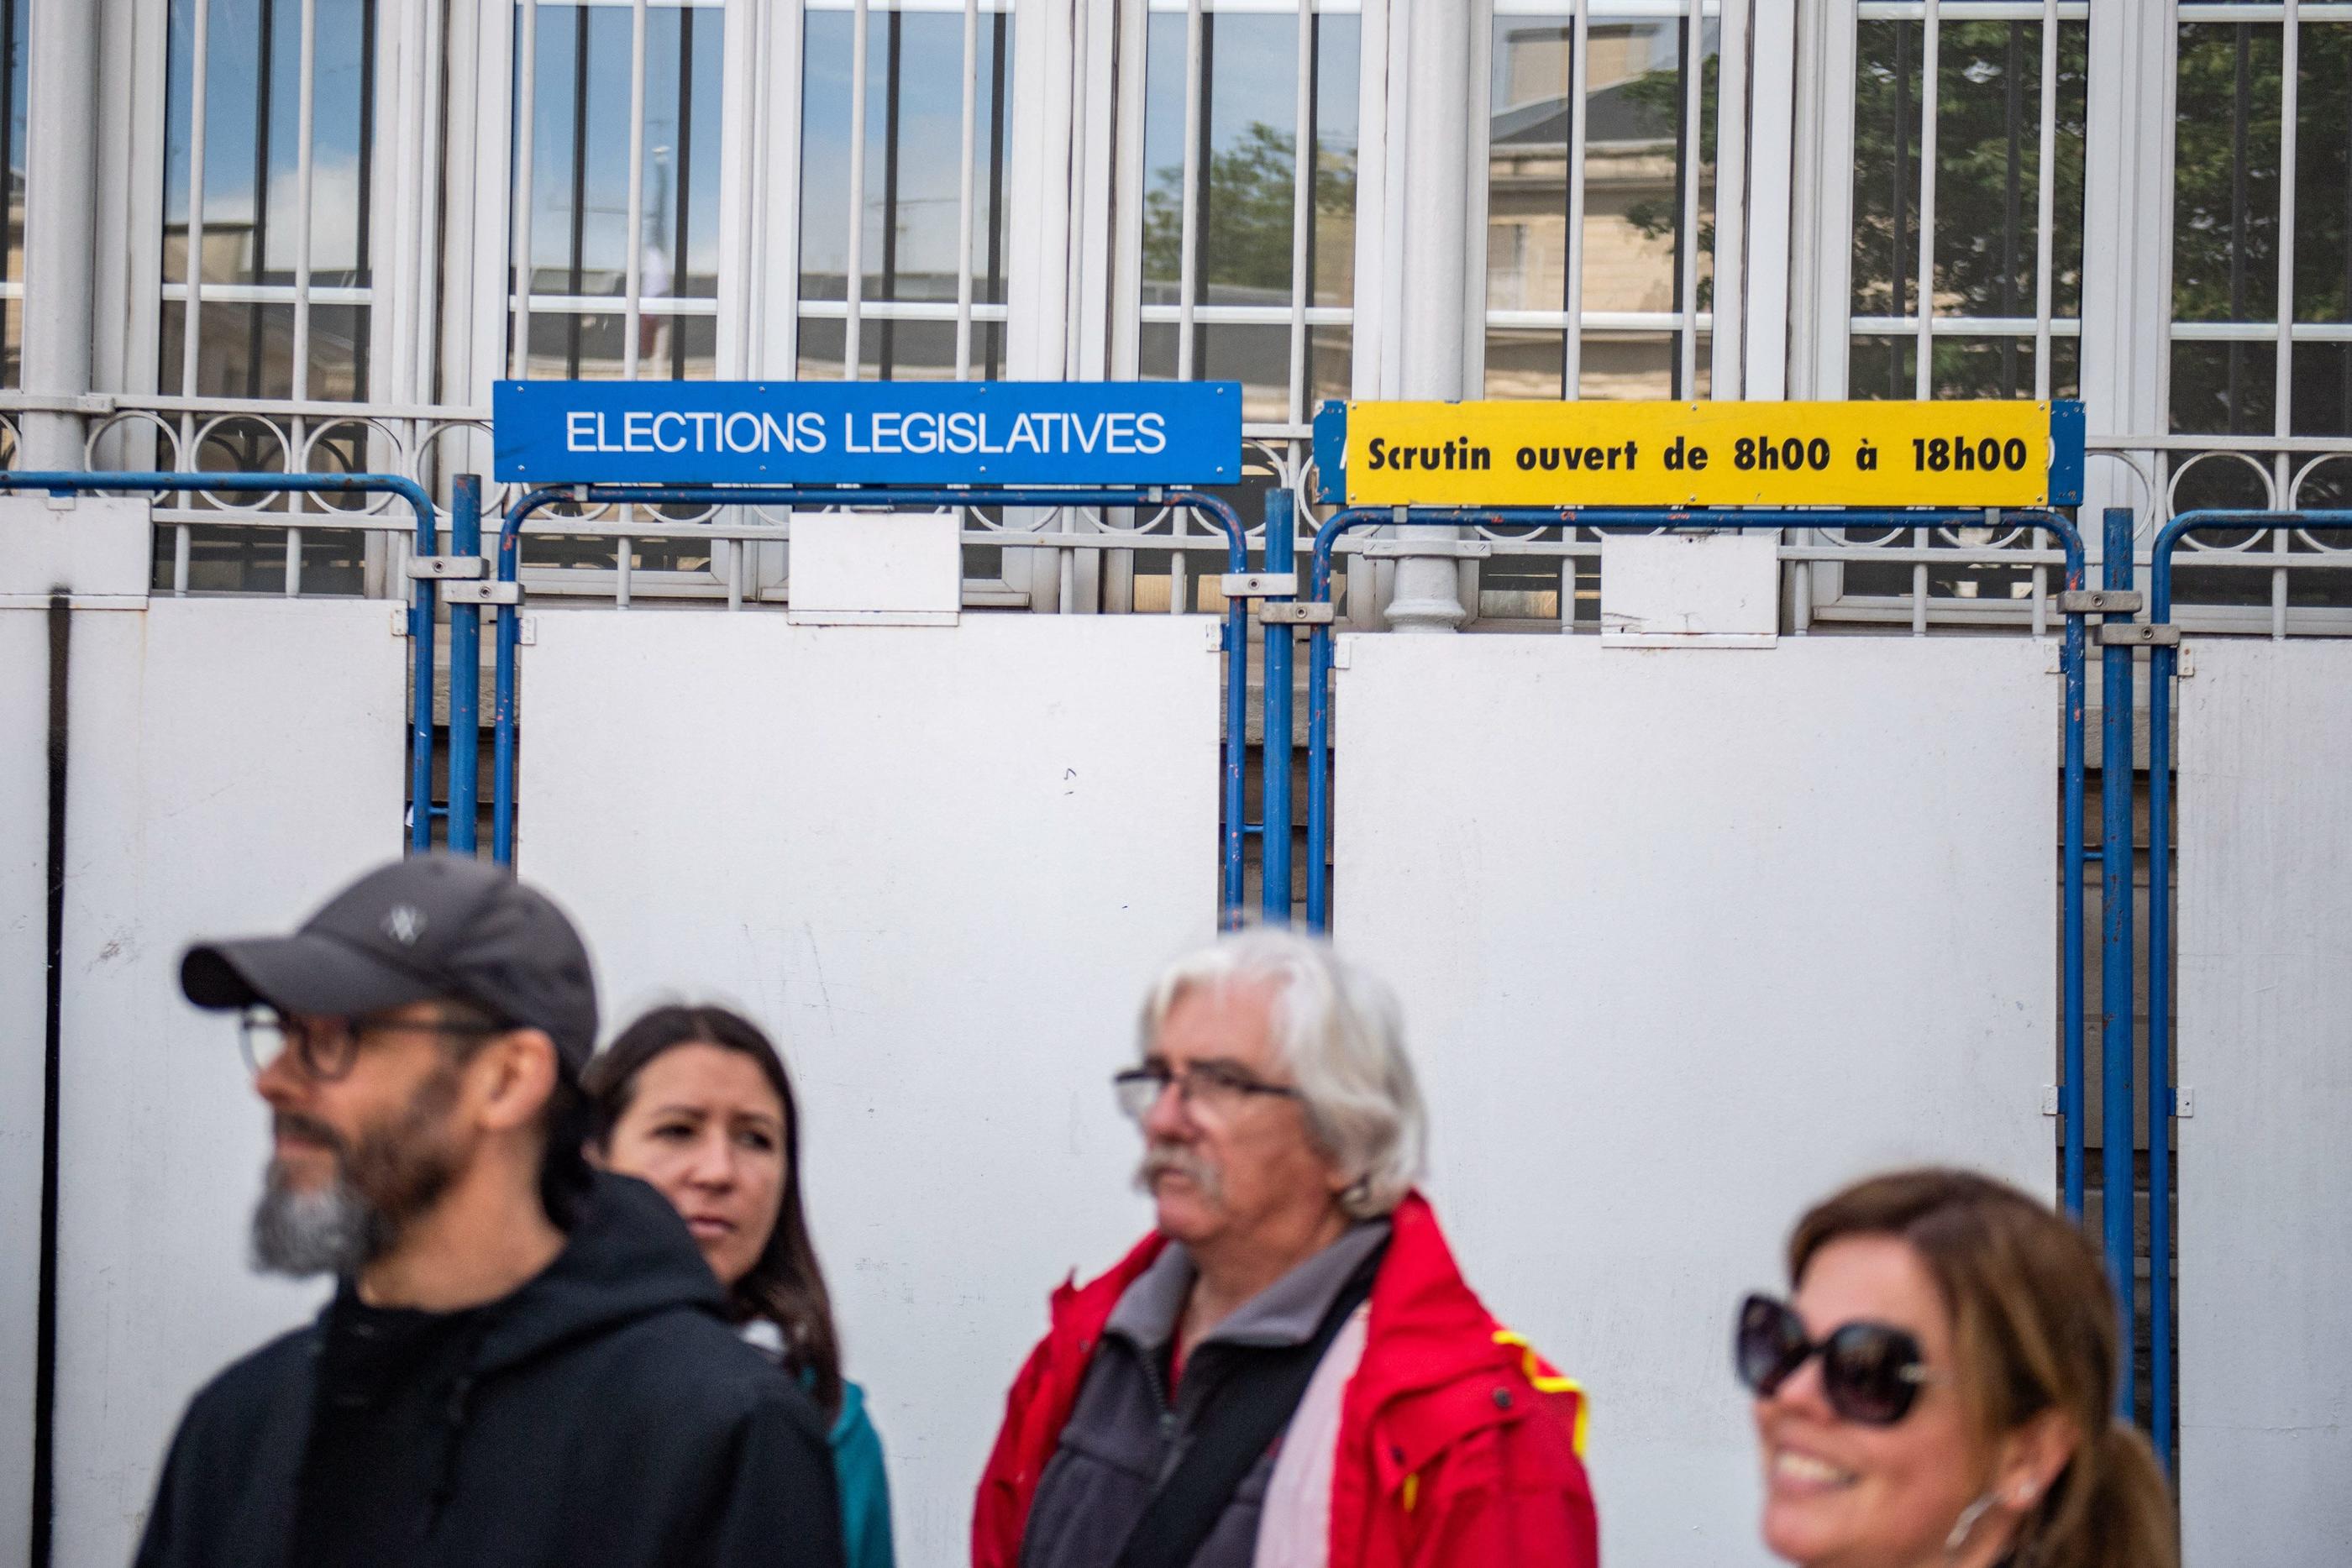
251, 1163, 386, 1277
249, 1066, 467, 1278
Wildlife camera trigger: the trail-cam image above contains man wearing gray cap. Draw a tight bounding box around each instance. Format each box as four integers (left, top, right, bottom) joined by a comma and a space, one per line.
134, 853, 845, 1568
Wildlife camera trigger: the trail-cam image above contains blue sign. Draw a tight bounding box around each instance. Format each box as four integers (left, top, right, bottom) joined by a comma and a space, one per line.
493, 380, 1242, 487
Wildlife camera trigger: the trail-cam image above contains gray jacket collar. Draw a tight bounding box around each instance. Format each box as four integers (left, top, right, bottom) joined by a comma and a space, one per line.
1105, 1218, 1391, 1354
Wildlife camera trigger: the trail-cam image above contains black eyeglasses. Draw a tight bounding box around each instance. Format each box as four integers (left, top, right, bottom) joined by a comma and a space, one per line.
1735, 1293, 1937, 1426
239, 1009, 504, 1083
1112, 1061, 1301, 1121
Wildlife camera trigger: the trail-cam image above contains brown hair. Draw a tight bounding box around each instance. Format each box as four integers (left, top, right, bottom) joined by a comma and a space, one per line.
1790, 1168, 2176, 1568
584, 1004, 844, 1420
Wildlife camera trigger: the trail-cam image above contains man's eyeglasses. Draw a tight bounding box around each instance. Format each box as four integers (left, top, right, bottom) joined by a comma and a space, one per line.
1111, 1061, 1302, 1122
239, 1009, 505, 1083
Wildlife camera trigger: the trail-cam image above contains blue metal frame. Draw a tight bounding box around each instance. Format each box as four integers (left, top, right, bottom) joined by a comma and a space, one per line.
2139, 506, 2352, 1475
1296, 502, 2093, 1200
488, 484, 1255, 921
9, 470, 444, 853
2097, 507, 2136, 1422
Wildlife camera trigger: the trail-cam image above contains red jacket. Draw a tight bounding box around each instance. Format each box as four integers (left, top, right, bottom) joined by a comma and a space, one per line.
973, 1193, 1598, 1568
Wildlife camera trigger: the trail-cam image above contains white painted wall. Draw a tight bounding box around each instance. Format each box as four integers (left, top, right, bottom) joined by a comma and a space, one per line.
2178, 641, 2352, 1568
1332, 633, 2058, 1568
518, 609, 1223, 1565
46, 598, 406, 1568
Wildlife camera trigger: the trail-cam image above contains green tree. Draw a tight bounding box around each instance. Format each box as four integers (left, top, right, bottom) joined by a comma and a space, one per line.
1143, 123, 1357, 298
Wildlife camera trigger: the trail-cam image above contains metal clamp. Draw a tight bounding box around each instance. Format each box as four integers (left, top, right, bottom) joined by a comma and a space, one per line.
1349, 538, 1494, 560
1219, 572, 1299, 596
406, 555, 487, 579
439, 579, 522, 606
2097, 621, 2180, 647
2056, 589, 2143, 615
1259, 602, 1336, 625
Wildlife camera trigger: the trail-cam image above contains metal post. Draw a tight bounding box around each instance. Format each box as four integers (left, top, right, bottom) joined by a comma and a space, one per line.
2062, 571, 2088, 1217
1262, 491, 1295, 923
1383, 0, 1472, 632
2099, 504, 2136, 1420
19, 0, 102, 469
449, 478, 482, 854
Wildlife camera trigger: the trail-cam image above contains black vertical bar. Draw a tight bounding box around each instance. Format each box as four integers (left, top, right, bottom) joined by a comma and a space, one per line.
984, 13, 1006, 375
1, 0, 18, 286
1892, 24, 1912, 398
674, 8, 695, 380
2003, 24, 2022, 394
356, 0, 375, 288
2227, 25, 2250, 428
354, 0, 375, 392
32, 594, 69, 1568
248, 0, 275, 397
1669, 18, 1691, 399
879, 10, 901, 378
568, 5, 590, 375
1305, 14, 1320, 305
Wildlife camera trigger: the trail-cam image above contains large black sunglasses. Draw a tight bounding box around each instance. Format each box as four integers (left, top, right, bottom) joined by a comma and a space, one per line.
1735, 1293, 1935, 1426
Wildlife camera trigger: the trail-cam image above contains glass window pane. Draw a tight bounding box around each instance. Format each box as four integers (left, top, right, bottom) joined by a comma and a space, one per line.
1929, 22, 2046, 323
1310, 324, 1352, 405
2171, 338, 2278, 435
2290, 342, 2352, 439
801, 5, 1014, 312
521, 3, 582, 295
1583, 15, 1711, 318
3, 0, 25, 300
1486, 328, 1563, 400
1848, 333, 1916, 401
2295, 25, 2351, 323
2173, 21, 2283, 324
1142, 320, 1289, 422
1142, 9, 1301, 308
1851, 20, 1924, 320
304, 0, 374, 287
575, 9, 634, 290
801, 10, 853, 302
305, 303, 370, 401
1578, 329, 1681, 399
1312, 12, 1358, 309
1488, 14, 1571, 316
864, 13, 970, 303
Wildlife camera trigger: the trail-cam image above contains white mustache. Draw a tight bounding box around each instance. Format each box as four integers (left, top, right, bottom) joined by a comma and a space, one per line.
1136, 1141, 1223, 1203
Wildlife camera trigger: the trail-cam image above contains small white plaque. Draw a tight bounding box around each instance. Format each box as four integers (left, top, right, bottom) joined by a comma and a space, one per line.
0, 495, 153, 600
785, 511, 962, 627
1599, 531, 1779, 648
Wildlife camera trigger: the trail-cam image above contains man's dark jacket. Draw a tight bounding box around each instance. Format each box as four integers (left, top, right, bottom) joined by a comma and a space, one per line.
133, 1171, 847, 1568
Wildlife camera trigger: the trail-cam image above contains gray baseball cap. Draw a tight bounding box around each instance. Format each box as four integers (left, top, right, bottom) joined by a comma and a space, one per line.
180, 853, 600, 1073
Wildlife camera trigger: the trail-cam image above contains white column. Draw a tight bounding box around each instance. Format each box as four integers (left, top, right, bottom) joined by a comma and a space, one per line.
1376, 0, 1478, 632
2077, 0, 2173, 523
20, 0, 105, 469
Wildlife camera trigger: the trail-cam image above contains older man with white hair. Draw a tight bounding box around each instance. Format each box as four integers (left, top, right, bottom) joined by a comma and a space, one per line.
974, 929, 1597, 1568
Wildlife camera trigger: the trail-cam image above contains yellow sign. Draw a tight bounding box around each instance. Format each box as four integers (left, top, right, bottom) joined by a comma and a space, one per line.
1337, 400, 2056, 508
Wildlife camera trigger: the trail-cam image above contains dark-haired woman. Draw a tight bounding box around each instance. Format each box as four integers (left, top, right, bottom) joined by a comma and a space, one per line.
585, 1005, 895, 1568
1738, 1167, 2176, 1568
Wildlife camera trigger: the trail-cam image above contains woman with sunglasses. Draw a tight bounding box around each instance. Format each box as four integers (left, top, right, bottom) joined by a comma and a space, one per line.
1737, 1168, 2175, 1568
585, 1005, 895, 1568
